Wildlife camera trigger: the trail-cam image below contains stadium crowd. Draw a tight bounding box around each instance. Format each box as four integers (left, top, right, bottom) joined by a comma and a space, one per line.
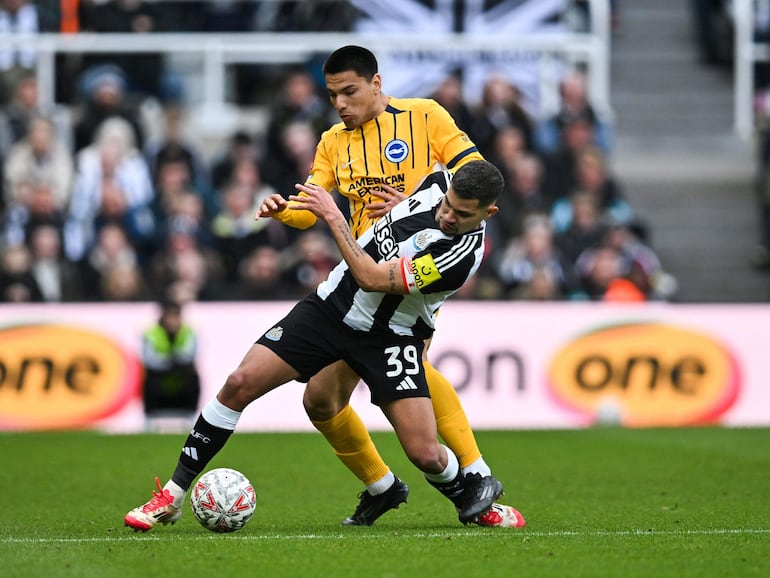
0, 0, 674, 305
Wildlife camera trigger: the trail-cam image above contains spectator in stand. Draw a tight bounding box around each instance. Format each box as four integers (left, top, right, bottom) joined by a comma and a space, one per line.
535, 68, 612, 155
0, 242, 42, 302
262, 121, 329, 244
601, 219, 678, 301
482, 146, 546, 291
470, 73, 534, 160
430, 70, 475, 134
494, 214, 575, 300
488, 125, 528, 180
211, 163, 288, 284
262, 71, 332, 185
64, 117, 156, 262
573, 243, 630, 301
144, 106, 210, 195
2, 178, 65, 250
494, 153, 551, 243
27, 222, 82, 302
549, 146, 634, 235
77, 0, 170, 102
541, 110, 597, 204
211, 180, 269, 283
0, 0, 39, 106
260, 0, 358, 32
3, 116, 73, 243
77, 220, 141, 301
0, 73, 43, 155
146, 216, 224, 302
512, 264, 565, 301
280, 229, 340, 298
553, 191, 608, 266
483, 126, 535, 252
196, 0, 257, 32
227, 245, 295, 301
72, 65, 144, 153
210, 130, 261, 193
4, 116, 73, 211
100, 259, 152, 302
152, 150, 218, 228
156, 190, 216, 258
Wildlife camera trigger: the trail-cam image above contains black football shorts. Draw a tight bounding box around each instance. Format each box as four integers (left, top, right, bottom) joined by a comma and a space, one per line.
256, 295, 429, 405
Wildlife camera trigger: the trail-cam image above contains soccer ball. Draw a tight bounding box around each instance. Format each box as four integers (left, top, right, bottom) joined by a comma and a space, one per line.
190, 468, 257, 533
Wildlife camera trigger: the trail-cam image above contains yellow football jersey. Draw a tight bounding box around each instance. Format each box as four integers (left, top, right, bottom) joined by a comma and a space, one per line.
274, 97, 484, 238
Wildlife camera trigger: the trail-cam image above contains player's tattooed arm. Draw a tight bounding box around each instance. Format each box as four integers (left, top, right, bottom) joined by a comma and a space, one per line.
290, 182, 410, 294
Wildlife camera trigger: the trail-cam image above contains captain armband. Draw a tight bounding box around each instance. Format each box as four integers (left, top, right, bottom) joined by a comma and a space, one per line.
400, 254, 442, 294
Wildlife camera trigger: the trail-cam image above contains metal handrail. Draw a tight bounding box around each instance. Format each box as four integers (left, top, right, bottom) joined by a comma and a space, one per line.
0, 0, 611, 118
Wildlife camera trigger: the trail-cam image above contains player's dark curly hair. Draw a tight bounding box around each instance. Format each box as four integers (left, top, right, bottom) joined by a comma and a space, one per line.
451, 160, 504, 207
323, 45, 378, 81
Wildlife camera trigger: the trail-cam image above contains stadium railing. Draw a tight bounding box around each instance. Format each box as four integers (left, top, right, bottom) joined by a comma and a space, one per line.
0, 0, 612, 122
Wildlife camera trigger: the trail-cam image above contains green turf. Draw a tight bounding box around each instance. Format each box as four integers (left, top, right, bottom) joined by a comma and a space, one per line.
1, 428, 768, 578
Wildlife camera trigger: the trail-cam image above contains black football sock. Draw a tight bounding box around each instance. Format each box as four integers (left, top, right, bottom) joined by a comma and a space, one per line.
426, 468, 465, 509
424, 446, 464, 508
170, 414, 234, 491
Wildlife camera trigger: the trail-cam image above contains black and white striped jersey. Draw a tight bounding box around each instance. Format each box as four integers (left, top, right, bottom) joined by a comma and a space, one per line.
316, 170, 486, 340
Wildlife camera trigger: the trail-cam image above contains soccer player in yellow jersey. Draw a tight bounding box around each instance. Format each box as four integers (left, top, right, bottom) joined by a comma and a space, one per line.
258, 45, 525, 528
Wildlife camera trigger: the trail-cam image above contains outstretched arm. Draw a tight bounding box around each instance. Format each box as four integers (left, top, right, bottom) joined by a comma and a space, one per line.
255, 193, 319, 229
289, 183, 411, 294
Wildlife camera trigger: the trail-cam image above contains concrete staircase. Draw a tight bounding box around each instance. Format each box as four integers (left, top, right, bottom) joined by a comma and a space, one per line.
609, 0, 770, 302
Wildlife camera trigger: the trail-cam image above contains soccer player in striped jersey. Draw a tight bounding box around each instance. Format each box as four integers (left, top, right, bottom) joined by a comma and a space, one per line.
258, 45, 525, 529
125, 160, 506, 531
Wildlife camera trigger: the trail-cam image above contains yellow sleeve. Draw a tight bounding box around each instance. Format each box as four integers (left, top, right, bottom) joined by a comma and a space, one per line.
271, 195, 319, 230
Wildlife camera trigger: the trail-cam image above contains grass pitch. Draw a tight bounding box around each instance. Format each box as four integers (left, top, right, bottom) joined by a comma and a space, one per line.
1, 427, 768, 578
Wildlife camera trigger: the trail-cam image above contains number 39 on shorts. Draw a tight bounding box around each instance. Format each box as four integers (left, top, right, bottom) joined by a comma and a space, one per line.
384, 345, 420, 377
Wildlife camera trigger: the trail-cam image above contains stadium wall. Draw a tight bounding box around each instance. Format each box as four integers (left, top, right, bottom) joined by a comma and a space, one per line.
0, 302, 766, 432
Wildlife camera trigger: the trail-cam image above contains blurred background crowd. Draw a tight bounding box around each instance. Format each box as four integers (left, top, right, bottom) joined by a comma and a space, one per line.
0, 0, 685, 305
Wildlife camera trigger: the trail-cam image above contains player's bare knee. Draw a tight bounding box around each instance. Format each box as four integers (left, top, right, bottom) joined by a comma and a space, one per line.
219, 369, 255, 409
302, 387, 339, 421
405, 445, 443, 474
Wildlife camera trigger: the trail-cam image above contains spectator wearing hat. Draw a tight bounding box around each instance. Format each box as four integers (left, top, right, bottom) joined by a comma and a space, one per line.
72, 64, 145, 153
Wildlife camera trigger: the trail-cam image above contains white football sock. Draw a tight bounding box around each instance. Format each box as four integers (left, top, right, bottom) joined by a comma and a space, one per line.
201, 397, 241, 430
461, 456, 492, 478
423, 445, 460, 484
365, 471, 396, 496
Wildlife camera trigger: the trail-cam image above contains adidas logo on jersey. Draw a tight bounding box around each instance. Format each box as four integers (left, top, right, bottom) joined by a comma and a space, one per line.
395, 376, 418, 391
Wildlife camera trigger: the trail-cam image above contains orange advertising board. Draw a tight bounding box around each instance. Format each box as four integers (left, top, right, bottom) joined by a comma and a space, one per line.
0, 324, 142, 430
547, 323, 741, 427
